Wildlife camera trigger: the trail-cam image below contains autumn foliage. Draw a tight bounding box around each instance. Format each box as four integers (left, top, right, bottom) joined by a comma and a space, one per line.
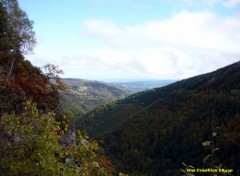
0, 101, 113, 175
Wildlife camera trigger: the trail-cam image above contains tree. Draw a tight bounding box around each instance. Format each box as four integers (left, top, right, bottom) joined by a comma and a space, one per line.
0, 1, 65, 115
0, 0, 36, 85
0, 0, 35, 53
43, 63, 67, 91
0, 0, 63, 113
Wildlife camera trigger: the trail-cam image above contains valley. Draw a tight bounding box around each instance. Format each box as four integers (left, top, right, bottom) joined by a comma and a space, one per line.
60, 78, 132, 115
1, 1, 240, 175
74, 62, 240, 176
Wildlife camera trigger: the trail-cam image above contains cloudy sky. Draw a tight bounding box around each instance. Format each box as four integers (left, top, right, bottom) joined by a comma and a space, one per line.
18, 0, 240, 81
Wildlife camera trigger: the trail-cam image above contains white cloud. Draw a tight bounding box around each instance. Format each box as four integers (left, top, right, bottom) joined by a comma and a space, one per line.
29, 10, 240, 80
82, 11, 240, 52
78, 11, 240, 79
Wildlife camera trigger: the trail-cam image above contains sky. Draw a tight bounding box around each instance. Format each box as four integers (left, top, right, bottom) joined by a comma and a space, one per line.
18, 0, 240, 81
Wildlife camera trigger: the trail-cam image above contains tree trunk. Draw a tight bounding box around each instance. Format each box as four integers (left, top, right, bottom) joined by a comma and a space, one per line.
5, 51, 15, 85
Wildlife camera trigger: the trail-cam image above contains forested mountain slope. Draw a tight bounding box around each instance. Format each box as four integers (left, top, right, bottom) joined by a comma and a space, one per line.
77, 62, 240, 176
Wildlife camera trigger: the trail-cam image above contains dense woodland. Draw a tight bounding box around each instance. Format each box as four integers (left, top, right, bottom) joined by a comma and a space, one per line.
78, 62, 240, 175
1, 0, 240, 176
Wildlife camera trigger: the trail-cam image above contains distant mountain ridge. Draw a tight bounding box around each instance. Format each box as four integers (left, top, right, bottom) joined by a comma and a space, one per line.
60, 78, 131, 114
110, 80, 176, 93
76, 62, 240, 176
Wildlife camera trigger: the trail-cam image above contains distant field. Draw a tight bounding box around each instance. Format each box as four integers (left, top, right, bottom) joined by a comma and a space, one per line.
60, 78, 131, 114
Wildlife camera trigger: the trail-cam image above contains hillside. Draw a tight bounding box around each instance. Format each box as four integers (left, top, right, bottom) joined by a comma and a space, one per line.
0, 1, 115, 175
60, 78, 131, 114
76, 62, 240, 176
